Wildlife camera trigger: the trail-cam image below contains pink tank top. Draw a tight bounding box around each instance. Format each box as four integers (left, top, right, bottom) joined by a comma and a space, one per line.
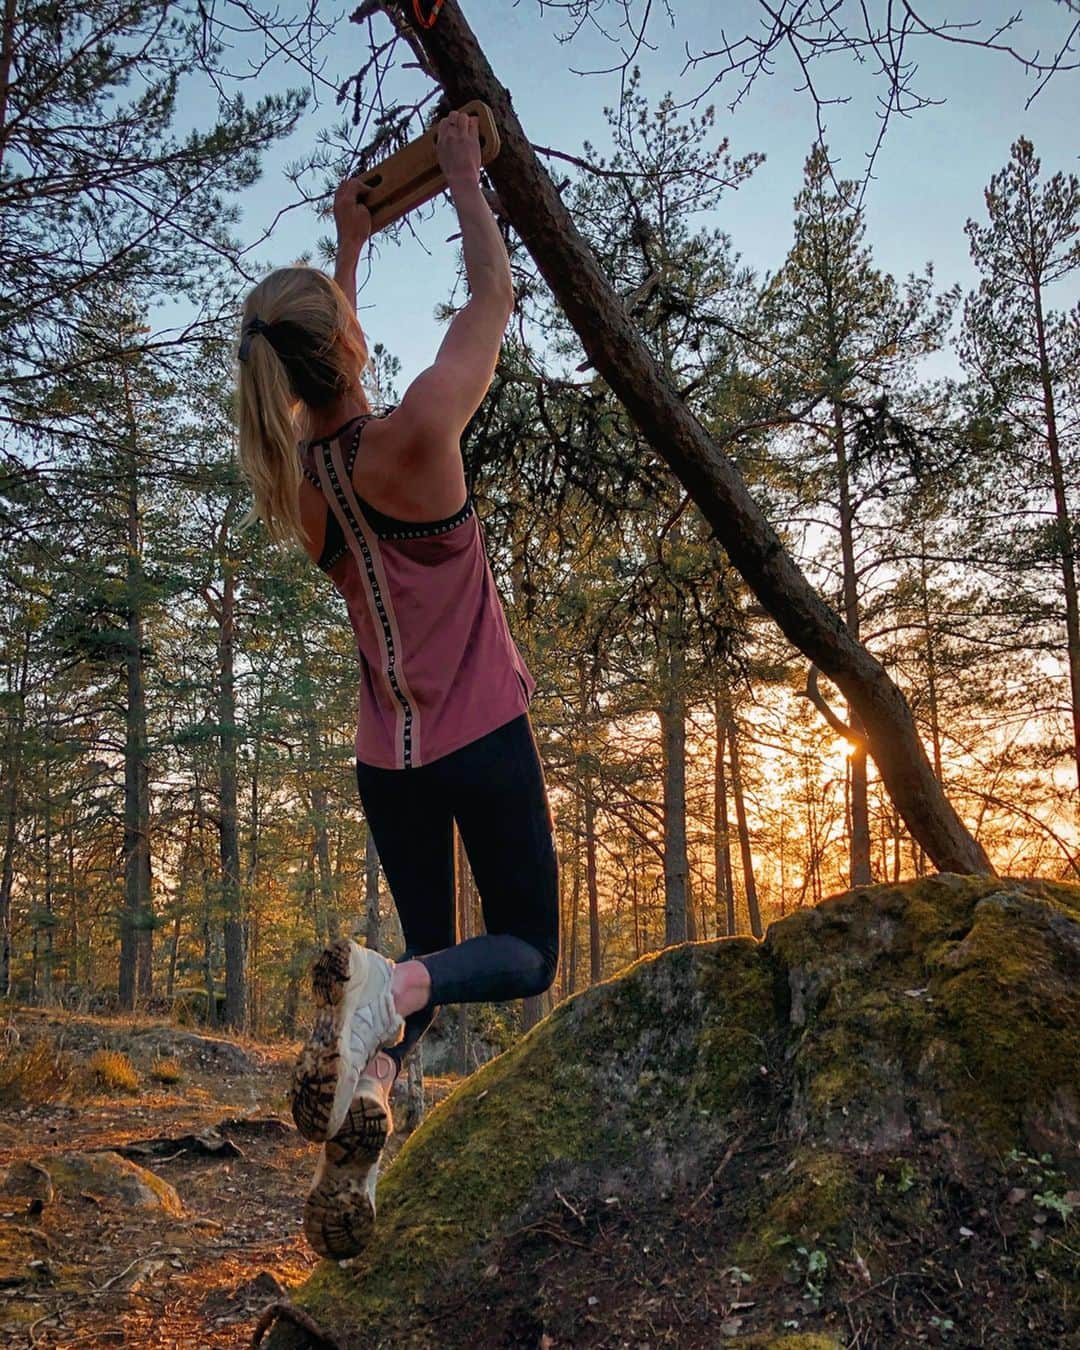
300, 412, 534, 770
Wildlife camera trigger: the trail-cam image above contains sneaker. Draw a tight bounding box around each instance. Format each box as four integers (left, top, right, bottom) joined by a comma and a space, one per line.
290, 939, 404, 1144
302, 1054, 395, 1259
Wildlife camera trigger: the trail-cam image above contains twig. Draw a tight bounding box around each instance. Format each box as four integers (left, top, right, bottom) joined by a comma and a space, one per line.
251, 1301, 343, 1349
686, 1131, 745, 1213
554, 1187, 585, 1224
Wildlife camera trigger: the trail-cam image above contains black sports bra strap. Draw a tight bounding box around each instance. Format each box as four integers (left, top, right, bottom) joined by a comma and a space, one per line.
345, 417, 369, 476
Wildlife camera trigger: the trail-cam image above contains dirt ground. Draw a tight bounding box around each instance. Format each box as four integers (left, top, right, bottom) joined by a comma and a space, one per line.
0, 1008, 453, 1349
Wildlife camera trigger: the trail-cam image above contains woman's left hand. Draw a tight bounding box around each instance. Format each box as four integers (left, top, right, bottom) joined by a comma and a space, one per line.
334, 176, 373, 253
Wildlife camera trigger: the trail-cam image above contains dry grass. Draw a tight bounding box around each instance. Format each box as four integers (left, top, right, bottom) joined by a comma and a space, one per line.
89, 1048, 140, 1094
0, 1037, 73, 1105
150, 1055, 182, 1084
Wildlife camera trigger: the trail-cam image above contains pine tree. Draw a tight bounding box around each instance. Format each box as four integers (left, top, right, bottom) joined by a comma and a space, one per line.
761, 145, 957, 885
962, 137, 1080, 799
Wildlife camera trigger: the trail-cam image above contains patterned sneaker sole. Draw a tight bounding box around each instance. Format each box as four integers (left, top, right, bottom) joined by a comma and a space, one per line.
302, 1088, 388, 1260
290, 939, 396, 1144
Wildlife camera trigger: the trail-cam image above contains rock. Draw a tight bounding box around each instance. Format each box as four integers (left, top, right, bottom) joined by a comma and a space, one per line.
0, 1228, 36, 1289
48, 1151, 183, 1215
127, 1027, 256, 1074
418, 1007, 502, 1076
267, 875, 1080, 1350
0, 1160, 54, 1208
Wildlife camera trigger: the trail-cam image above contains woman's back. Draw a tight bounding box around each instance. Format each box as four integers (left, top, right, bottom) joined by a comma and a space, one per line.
299, 413, 533, 770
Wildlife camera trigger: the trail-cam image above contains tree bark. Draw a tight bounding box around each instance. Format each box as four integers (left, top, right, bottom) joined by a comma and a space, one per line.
404, 1050, 425, 1129
1031, 276, 1080, 800
834, 401, 873, 885
0, 0, 17, 175
364, 828, 381, 952
583, 772, 601, 984
660, 672, 689, 946
218, 557, 245, 1029
120, 450, 153, 1008
714, 693, 736, 937
394, 0, 992, 876
454, 826, 471, 1073
720, 686, 764, 939
565, 783, 580, 997
0, 626, 28, 996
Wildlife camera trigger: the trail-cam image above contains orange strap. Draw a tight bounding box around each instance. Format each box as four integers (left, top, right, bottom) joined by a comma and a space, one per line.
411, 0, 445, 28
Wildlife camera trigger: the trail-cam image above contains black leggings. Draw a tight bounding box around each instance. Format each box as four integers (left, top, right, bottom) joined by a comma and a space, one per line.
355, 714, 559, 1068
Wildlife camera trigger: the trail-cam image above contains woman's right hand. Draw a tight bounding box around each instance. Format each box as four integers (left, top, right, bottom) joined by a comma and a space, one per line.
435, 110, 482, 188
334, 175, 373, 254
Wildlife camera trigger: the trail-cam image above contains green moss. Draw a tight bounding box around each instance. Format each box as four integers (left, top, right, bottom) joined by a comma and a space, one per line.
297, 946, 721, 1339
928, 888, 1080, 1152
735, 1149, 857, 1274
278, 875, 1080, 1348
692, 939, 779, 1113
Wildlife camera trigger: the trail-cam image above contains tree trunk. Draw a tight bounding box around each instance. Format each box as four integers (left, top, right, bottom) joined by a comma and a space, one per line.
364, 828, 381, 952
660, 675, 689, 946
833, 400, 873, 886
1032, 278, 1080, 801
120, 461, 153, 1008
218, 559, 245, 1029
566, 784, 580, 997
404, 1050, 425, 1130
917, 541, 944, 782
630, 836, 642, 958
720, 687, 764, 939
167, 911, 181, 1001
714, 695, 736, 936
194, 772, 217, 1029
0, 0, 17, 176
0, 626, 28, 996
584, 773, 601, 984
311, 781, 338, 943
521, 993, 545, 1032
400, 0, 992, 876
454, 826, 470, 1074
41, 720, 53, 1001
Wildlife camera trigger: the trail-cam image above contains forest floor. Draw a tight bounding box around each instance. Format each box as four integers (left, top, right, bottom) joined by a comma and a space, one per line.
0, 1006, 456, 1349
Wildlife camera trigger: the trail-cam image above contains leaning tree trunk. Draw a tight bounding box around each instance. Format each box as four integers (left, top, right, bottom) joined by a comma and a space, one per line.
383, 0, 992, 877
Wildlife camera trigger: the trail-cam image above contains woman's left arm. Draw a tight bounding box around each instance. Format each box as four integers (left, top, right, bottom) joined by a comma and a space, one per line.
332, 177, 372, 313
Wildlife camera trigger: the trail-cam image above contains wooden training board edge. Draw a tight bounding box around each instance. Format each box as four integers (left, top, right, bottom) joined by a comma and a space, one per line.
359, 101, 500, 234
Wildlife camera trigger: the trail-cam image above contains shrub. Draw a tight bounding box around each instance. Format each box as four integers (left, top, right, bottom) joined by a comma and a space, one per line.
0, 1039, 72, 1106
150, 1056, 182, 1084
90, 1049, 140, 1093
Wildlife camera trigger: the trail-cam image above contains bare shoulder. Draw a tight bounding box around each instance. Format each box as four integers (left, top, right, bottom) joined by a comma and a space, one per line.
378, 377, 459, 456
353, 400, 466, 520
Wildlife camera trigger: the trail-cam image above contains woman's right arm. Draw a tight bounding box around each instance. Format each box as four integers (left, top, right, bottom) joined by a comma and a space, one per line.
394, 112, 513, 453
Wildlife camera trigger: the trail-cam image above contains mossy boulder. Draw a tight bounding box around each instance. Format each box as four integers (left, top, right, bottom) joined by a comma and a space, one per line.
270, 876, 1079, 1349
47, 1151, 183, 1215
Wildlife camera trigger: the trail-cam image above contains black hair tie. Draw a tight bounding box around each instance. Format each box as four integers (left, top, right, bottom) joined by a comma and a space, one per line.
238, 315, 271, 363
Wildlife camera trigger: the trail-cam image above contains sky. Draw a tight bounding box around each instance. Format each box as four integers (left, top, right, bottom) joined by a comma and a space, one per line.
222, 1, 1079, 387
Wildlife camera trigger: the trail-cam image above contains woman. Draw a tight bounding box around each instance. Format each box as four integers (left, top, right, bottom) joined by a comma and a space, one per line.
235, 110, 558, 1259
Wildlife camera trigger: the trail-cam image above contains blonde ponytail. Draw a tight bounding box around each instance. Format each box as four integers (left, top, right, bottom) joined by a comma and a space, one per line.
235, 266, 369, 548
